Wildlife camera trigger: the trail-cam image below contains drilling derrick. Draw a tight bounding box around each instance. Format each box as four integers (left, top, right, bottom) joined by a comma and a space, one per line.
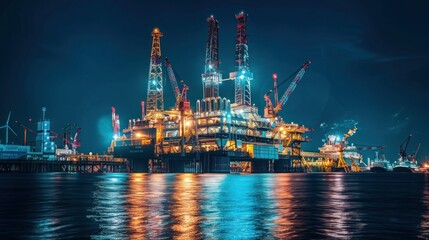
146, 28, 164, 113
202, 16, 222, 99
232, 11, 253, 106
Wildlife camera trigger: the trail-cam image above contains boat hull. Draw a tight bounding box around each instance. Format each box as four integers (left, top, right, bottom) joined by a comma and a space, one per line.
393, 166, 414, 173
370, 166, 388, 172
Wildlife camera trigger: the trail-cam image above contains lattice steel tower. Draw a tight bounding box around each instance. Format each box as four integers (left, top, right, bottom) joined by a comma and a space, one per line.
202, 16, 222, 99
146, 28, 164, 113
234, 11, 253, 106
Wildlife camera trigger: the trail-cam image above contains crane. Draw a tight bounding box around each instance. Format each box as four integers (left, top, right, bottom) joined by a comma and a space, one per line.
409, 142, 421, 162
72, 128, 81, 149
337, 127, 358, 172
264, 60, 311, 118
399, 134, 412, 162
164, 57, 190, 111
51, 127, 81, 154
273, 73, 279, 106
15, 120, 37, 146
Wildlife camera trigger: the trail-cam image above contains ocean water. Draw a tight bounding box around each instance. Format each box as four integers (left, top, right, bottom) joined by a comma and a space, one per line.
0, 173, 428, 239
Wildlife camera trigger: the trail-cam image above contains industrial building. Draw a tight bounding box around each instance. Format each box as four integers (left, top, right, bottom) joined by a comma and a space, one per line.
108, 12, 313, 173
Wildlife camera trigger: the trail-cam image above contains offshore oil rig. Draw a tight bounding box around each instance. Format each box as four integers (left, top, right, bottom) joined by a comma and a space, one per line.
108, 12, 314, 173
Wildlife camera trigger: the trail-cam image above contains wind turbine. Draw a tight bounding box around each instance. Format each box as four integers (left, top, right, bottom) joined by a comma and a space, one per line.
0, 111, 17, 145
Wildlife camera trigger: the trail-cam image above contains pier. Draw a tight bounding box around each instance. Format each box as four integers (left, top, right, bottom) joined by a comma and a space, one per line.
0, 155, 128, 173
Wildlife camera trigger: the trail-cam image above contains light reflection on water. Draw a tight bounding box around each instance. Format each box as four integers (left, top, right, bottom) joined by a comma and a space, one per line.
321, 174, 365, 239
88, 174, 128, 239
273, 174, 294, 238
419, 174, 429, 239
171, 174, 202, 239
127, 173, 148, 239
0, 173, 428, 239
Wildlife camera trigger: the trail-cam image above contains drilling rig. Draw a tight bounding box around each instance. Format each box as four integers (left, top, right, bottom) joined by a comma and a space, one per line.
146, 28, 164, 114
108, 12, 314, 173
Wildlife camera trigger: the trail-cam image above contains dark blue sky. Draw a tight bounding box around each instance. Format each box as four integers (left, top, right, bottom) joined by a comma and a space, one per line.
0, 0, 428, 161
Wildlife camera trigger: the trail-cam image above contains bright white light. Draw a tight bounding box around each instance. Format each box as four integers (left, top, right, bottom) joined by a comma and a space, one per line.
240, 75, 244, 79
241, 70, 245, 74
113, 134, 118, 139
209, 64, 212, 69
185, 120, 192, 127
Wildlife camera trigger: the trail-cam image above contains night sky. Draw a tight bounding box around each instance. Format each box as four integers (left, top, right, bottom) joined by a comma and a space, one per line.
0, 0, 428, 161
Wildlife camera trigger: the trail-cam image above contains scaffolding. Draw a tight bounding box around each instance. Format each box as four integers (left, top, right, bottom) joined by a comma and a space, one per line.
147, 28, 164, 113
233, 11, 252, 106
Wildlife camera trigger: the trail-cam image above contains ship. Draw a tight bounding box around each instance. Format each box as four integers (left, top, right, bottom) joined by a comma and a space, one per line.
369, 152, 393, 172
392, 134, 421, 173
308, 129, 386, 173
392, 160, 420, 173
317, 131, 364, 172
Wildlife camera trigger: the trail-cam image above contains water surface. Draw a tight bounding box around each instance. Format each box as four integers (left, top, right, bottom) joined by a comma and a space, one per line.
0, 173, 428, 239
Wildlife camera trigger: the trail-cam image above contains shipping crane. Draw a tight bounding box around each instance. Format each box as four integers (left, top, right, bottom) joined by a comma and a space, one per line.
337, 127, 358, 172
72, 128, 81, 149
51, 127, 81, 154
164, 57, 190, 111
399, 134, 412, 162
264, 60, 311, 118
409, 142, 421, 162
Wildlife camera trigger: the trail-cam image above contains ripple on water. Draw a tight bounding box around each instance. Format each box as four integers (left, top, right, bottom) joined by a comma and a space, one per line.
0, 173, 427, 239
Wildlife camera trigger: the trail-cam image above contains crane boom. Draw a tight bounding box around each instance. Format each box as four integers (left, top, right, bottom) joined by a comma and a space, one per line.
336, 127, 357, 172
15, 120, 37, 146
414, 143, 421, 158
409, 142, 421, 162
15, 121, 37, 135
273, 60, 311, 113
165, 58, 181, 101
73, 128, 81, 148
399, 134, 412, 160
164, 58, 190, 111
273, 73, 278, 106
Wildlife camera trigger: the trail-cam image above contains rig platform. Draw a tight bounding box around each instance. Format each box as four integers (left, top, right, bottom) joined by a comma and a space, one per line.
108, 12, 313, 173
